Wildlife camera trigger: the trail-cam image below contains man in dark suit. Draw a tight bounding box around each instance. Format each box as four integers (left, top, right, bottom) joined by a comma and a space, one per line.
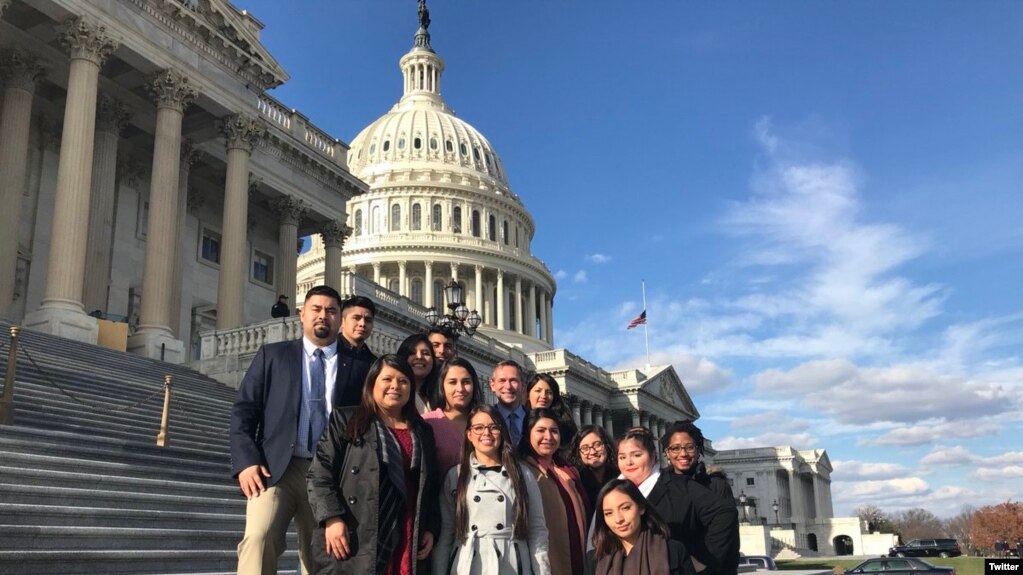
231, 285, 364, 575
333, 295, 377, 407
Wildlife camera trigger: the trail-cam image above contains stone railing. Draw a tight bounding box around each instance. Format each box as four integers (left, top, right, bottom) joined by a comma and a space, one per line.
255, 93, 348, 168
529, 348, 615, 389
199, 316, 302, 360
344, 232, 553, 277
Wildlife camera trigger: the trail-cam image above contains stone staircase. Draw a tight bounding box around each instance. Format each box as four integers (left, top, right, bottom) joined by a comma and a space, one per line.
0, 322, 299, 574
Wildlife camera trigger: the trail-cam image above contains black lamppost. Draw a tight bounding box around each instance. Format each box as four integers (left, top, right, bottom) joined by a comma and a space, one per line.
738, 491, 749, 524
772, 499, 779, 525
425, 280, 482, 337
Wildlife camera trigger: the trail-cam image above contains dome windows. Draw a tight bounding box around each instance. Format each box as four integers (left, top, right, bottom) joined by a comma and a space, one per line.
488, 214, 496, 241
390, 204, 401, 231
452, 206, 462, 233
446, 140, 453, 153
503, 220, 509, 245
398, 137, 406, 150
411, 203, 422, 230
430, 137, 438, 150
471, 209, 481, 237
369, 142, 376, 155
354, 209, 363, 236
414, 137, 422, 149
472, 147, 480, 162
383, 140, 391, 152
431, 204, 442, 231
459, 142, 467, 156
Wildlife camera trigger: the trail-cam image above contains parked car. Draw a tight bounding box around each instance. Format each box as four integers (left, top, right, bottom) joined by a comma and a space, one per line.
738, 555, 778, 570
847, 558, 956, 575
888, 539, 962, 558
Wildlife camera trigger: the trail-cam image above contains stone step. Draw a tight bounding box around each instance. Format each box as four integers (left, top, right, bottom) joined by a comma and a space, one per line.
0, 525, 295, 552
0, 450, 231, 485
0, 465, 238, 499
0, 503, 243, 529
0, 482, 243, 514
0, 549, 300, 575
0, 425, 227, 464
11, 404, 229, 450
0, 435, 229, 474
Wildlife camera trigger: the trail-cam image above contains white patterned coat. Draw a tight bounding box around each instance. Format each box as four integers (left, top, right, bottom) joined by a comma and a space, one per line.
432, 458, 551, 575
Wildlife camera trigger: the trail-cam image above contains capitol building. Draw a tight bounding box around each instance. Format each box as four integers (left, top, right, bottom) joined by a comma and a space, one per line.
0, 0, 872, 559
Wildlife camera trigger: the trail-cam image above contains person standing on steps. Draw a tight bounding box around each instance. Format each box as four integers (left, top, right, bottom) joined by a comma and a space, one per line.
271, 294, 290, 318
230, 285, 346, 575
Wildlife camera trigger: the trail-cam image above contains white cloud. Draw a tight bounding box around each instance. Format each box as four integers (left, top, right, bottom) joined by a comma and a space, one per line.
586, 253, 612, 264
920, 446, 1023, 468
970, 466, 1023, 481
573, 270, 588, 283
835, 477, 929, 499
754, 359, 1015, 425
730, 411, 810, 433
870, 419, 1000, 446
555, 269, 568, 280
832, 460, 912, 481
715, 431, 816, 450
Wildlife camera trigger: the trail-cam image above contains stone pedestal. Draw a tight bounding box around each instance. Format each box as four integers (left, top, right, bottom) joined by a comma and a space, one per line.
23, 304, 100, 343
126, 330, 185, 363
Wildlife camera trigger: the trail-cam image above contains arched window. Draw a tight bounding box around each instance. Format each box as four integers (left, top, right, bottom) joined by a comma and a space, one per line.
433, 280, 445, 308
383, 140, 390, 152
432, 204, 442, 231
398, 136, 406, 150
471, 210, 481, 238
515, 227, 519, 247
390, 204, 401, 231
414, 137, 422, 149
503, 220, 509, 245
452, 206, 462, 234
446, 140, 453, 153
411, 203, 422, 230
354, 209, 363, 236
371, 206, 381, 234
411, 279, 423, 305
459, 143, 467, 156
430, 137, 438, 150
369, 142, 376, 155
488, 214, 496, 241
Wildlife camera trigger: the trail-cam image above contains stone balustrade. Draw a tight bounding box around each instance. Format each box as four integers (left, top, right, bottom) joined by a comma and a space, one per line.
255, 93, 347, 168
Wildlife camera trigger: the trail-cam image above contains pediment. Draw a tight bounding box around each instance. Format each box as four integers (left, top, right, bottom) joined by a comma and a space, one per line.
638, 365, 700, 420
169, 0, 289, 88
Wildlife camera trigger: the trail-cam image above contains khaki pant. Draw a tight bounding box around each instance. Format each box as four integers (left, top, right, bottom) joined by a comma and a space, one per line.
237, 457, 316, 575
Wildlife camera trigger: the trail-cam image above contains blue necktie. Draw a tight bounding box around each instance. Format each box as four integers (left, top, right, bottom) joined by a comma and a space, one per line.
308, 349, 327, 452
507, 411, 519, 446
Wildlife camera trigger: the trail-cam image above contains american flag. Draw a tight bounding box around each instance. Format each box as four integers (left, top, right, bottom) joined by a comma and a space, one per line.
627, 310, 647, 330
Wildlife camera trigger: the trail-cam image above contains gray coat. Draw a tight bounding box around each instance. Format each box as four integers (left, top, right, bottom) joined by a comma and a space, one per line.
433, 457, 550, 575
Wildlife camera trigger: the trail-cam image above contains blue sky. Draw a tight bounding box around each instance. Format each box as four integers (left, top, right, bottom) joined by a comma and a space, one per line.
237, 1, 1023, 516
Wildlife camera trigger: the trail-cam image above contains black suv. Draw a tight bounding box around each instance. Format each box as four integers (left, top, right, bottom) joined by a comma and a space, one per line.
888, 539, 962, 558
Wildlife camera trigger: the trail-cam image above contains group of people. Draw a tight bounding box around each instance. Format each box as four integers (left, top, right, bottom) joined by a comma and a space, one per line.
231, 286, 740, 575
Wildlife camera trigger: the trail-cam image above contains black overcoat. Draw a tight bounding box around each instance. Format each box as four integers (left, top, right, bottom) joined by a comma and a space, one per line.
306, 407, 439, 575
647, 472, 740, 575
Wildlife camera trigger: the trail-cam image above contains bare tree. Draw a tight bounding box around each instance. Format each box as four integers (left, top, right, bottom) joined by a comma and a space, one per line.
856, 504, 897, 534
891, 508, 943, 541
942, 505, 975, 554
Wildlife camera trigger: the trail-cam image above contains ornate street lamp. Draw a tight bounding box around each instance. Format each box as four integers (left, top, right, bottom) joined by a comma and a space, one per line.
772, 499, 779, 525
738, 491, 749, 524
425, 280, 482, 337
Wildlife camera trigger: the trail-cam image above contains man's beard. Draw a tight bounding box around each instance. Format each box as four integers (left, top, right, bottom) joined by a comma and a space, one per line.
313, 325, 330, 338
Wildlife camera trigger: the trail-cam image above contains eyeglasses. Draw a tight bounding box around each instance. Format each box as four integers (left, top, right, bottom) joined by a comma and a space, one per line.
578, 441, 605, 454
666, 444, 698, 455
468, 424, 501, 436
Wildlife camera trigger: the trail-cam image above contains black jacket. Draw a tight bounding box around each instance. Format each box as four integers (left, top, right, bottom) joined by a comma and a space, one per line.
306, 407, 439, 575
647, 472, 740, 575
334, 338, 376, 408
686, 462, 735, 504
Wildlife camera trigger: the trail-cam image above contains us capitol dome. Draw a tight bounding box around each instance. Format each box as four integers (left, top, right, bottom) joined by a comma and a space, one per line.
297, 5, 557, 352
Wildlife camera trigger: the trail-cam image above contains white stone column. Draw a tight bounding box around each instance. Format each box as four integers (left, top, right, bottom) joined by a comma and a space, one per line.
581, 402, 592, 426
631, 410, 641, 428
450, 262, 459, 283
171, 142, 201, 338
398, 260, 407, 297
24, 19, 117, 342
604, 409, 615, 436
486, 280, 496, 326
571, 400, 582, 425
270, 195, 306, 306
424, 260, 434, 308
788, 470, 805, 523
0, 49, 44, 319
496, 269, 505, 330
514, 275, 523, 334
546, 294, 554, 344
129, 69, 197, 362
82, 95, 132, 315
474, 264, 483, 312
215, 114, 265, 329
373, 262, 382, 285
538, 290, 548, 343
320, 220, 349, 292
528, 283, 537, 339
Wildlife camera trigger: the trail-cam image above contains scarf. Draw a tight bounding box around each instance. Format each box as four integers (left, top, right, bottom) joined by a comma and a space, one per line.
596, 529, 670, 575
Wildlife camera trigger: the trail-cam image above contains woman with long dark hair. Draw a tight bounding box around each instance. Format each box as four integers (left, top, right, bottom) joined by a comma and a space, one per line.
422, 358, 482, 477
616, 427, 738, 575
519, 408, 589, 575
590, 479, 689, 575
307, 354, 438, 575
396, 333, 439, 413
433, 405, 550, 574
571, 424, 619, 523
524, 373, 578, 454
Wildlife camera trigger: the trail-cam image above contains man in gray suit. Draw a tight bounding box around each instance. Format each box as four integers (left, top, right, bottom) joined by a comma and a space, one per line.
230, 285, 348, 575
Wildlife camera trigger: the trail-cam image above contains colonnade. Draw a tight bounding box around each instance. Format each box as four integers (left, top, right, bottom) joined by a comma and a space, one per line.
561, 397, 674, 443
0, 16, 349, 361
358, 259, 554, 344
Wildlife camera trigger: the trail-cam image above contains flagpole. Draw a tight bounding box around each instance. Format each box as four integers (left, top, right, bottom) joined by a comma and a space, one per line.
642, 280, 651, 369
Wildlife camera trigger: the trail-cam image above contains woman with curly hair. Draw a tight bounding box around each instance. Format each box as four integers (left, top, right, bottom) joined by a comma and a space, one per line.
571, 424, 619, 523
